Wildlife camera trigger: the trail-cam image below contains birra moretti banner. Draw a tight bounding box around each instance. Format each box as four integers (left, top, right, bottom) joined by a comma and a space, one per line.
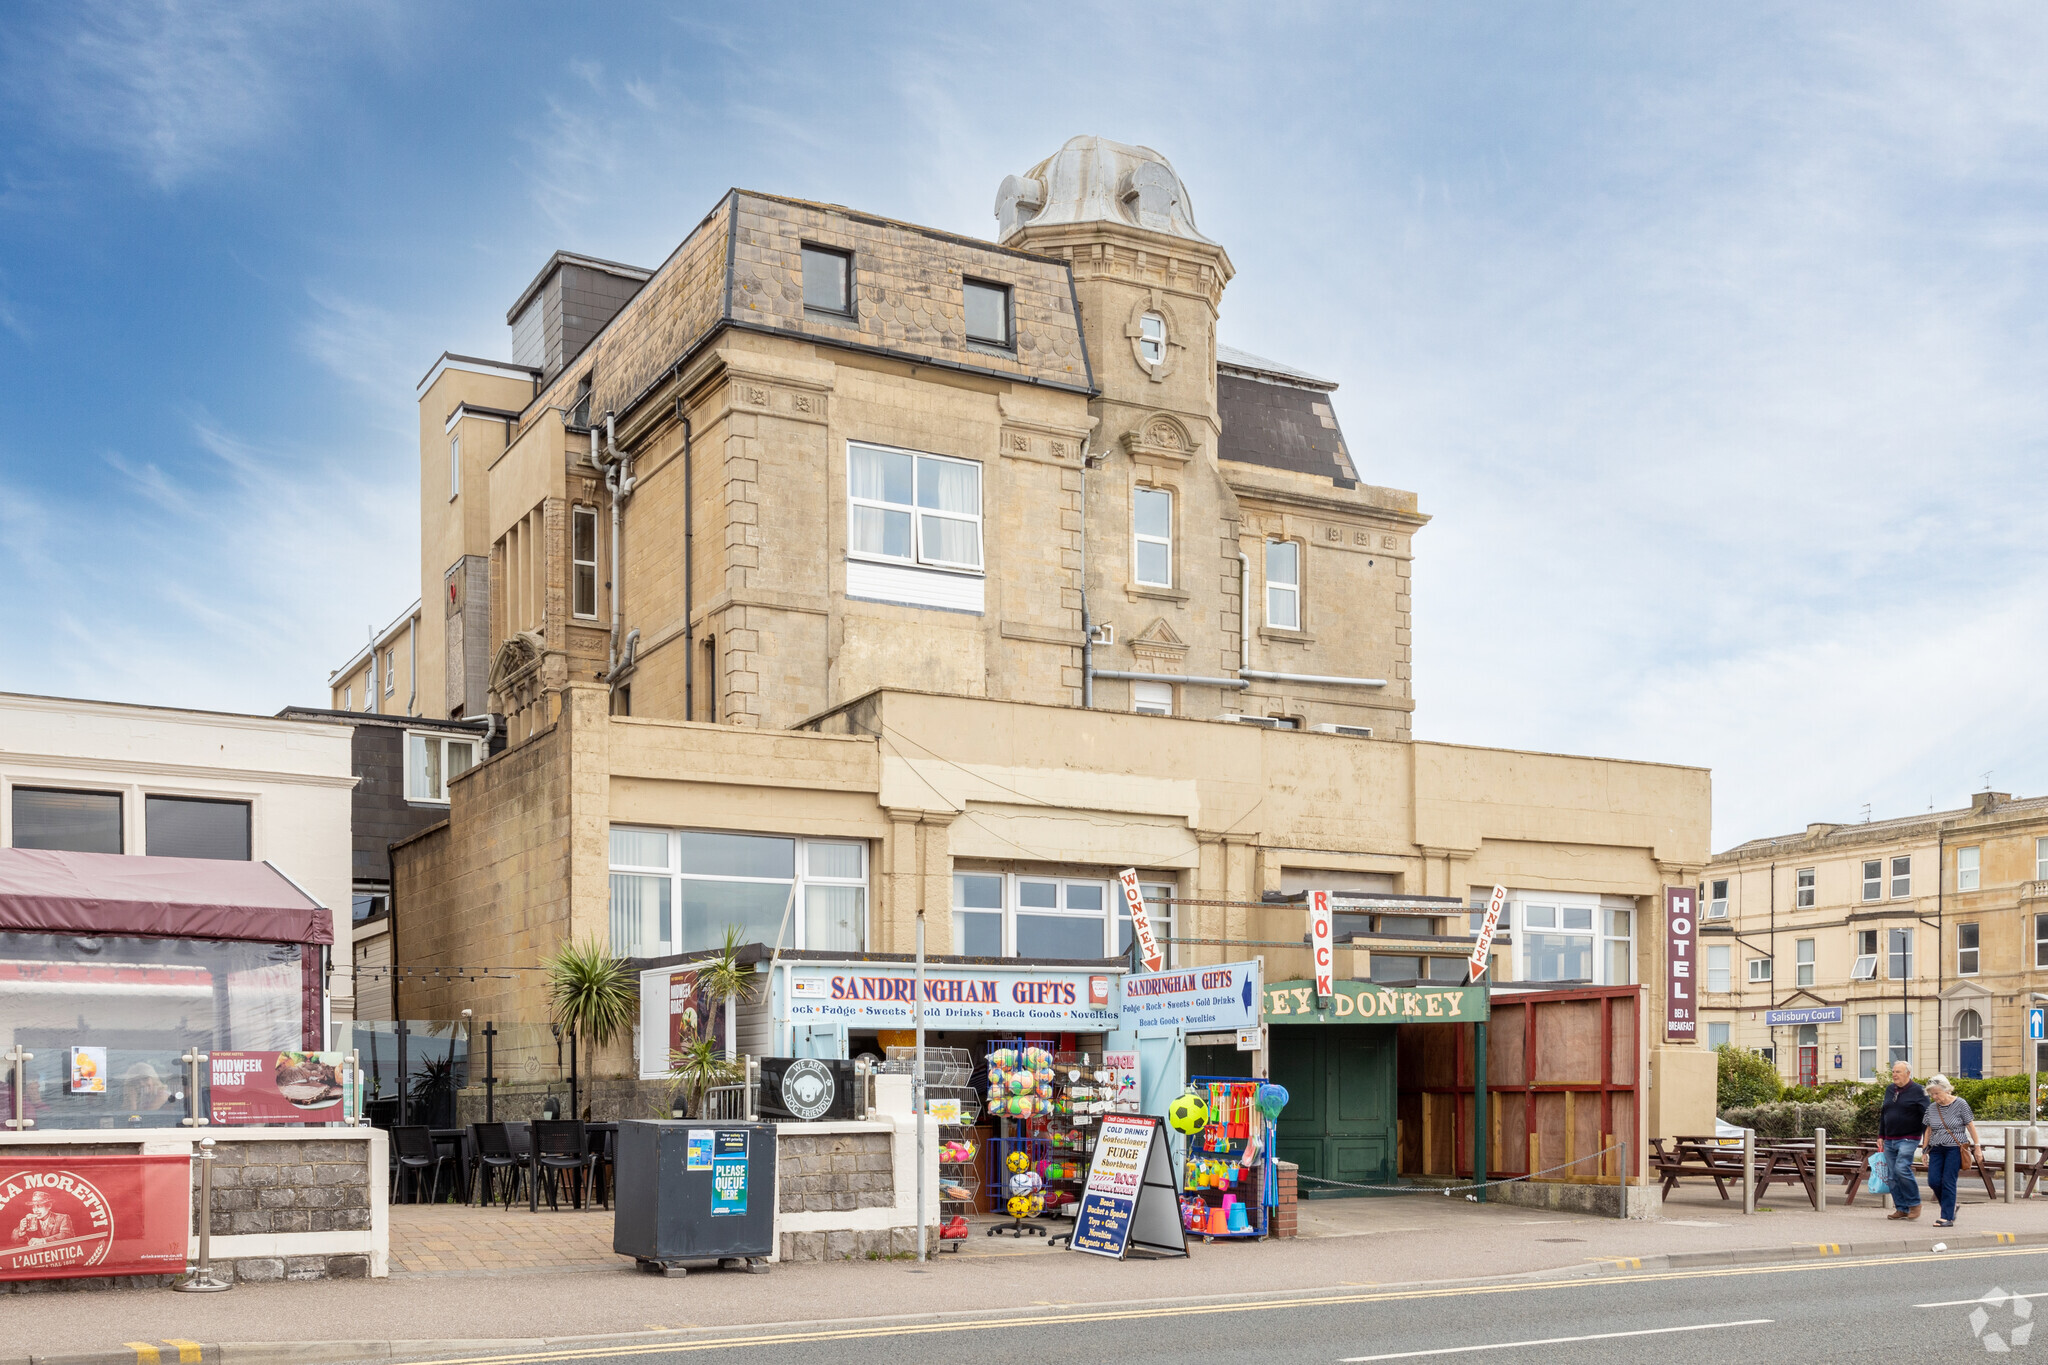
0, 1156, 190, 1281
1665, 886, 1697, 1042
1310, 890, 1335, 1003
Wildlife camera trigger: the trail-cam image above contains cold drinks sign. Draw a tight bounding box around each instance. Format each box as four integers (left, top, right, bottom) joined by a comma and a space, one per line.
1665, 886, 1697, 1042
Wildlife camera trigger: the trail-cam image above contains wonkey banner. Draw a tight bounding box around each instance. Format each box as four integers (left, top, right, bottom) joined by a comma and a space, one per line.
0, 1155, 191, 1281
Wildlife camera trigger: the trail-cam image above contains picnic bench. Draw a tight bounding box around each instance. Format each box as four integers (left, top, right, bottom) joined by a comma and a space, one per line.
1651, 1134, 1872, 1208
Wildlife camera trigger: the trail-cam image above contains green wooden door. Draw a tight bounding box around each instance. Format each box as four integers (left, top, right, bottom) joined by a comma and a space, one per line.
1270, 1025, 1397, 1194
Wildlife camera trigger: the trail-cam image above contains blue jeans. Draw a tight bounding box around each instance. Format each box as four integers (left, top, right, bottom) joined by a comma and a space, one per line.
1883, 1138, 1921, 1209
1927, 1145, 1961, 1221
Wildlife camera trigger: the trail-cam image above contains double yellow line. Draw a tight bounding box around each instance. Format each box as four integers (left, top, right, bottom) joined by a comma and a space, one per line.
387, 1244, 2048, 1365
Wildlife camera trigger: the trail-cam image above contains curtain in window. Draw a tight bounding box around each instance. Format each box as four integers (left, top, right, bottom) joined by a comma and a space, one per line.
850, 446, 912, 503
852, 506, 912, 558
917, 457, 979, 514
804, 885, 865, 953
609, 873, 670, 957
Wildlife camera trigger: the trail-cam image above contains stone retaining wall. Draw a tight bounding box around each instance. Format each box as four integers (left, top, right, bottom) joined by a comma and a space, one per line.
0, 1129, 385, 1292
778, 1132, 893, 1213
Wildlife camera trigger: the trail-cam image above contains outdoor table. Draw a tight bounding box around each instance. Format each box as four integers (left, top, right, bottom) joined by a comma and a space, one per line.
430, 1128, 471, 1203
1652, 1136, 1748, 1199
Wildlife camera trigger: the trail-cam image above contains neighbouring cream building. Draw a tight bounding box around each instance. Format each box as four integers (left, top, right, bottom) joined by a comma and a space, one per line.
1703, 791, 2048, 1085
333, 137, 1715, 1171
0, 692, 355, 1017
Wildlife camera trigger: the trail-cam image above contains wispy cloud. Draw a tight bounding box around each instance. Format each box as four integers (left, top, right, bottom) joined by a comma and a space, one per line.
8, 2, 406, 189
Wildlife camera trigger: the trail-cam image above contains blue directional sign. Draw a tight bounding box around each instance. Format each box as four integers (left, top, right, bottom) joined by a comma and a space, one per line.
2030, 1007, 2044, 1043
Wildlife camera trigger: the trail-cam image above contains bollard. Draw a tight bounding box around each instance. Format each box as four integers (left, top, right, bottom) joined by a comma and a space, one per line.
2008, 1125, 2017, 1206
174, 1138, 232, 1292
1615, 1140, 1627, 1219
1742, 1127, 1755, 1215
1814, 1127, 1826, 1211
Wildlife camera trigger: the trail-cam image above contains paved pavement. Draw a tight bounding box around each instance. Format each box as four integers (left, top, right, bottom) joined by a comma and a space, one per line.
15, 1183, 2048, 1359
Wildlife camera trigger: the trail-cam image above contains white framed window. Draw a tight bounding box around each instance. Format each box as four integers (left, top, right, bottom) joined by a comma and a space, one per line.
2038, 836, 2048, 881
1888, 926, 1912, 979
1796, 937, 1814, 987
449, 434, 461, 500
1888, 1012, 1911, 1066
406, 731, 479, 803
1603, 908, 1633, 985
1851, 928, 1879, 981
384, 648, 396, 696
1748, 957, 1772, 983
1862, 860, 1882, 902
1131, 680, 1173, 716
1118, 882, 1176, 968
1138, 312, 1165, 365
1957, 845, 1980, 891
1706, 944, 1731, 993
572, 506, 600, 619
1706, 1021, 1730, 1049
606, 827, 868, 959
953, 872, 1003, 957
1265, 539, 1300, 630
1958, 921, 1980, 976
1754, 1046, 1775, 1064
1891, 855, 1911, 899
1858, 1014, 1878, 1079
1133, 486, 1173, 587
361, 672, 374, 710
343, 685, 352, 711
1707, 879, 1729, 919
2037, 913, 2048, 969
847, 442, 983, 572
1015, 876, 1110, 958
1518, 900, 1600, 983
1795, 867, 1815, 908
963, 279, 1011, 348
949, 869, 1133, 961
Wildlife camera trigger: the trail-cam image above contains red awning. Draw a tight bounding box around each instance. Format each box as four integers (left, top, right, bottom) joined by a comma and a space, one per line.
0, 849, 332, 945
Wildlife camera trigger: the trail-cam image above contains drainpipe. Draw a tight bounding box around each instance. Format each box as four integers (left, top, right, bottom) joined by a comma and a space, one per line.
1239, 670, 1388, 689
592, 414, 640, 691
1078, 437, 1096, 708
681, 405, 694, 721
1238, 551, 1251, 673
406, 614, 417, 717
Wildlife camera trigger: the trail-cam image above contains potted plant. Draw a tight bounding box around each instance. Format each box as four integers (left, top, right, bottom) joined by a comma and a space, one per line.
667, 927, 756, 1118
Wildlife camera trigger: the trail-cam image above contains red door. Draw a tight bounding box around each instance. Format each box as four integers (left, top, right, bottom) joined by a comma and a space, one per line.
1798, 1045, 1818, 1088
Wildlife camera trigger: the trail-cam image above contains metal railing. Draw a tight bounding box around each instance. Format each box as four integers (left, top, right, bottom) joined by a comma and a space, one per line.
697, 1056, 760, 1121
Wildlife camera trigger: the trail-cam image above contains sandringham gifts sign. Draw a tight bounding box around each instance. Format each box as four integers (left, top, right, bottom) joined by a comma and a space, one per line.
1665, 886, 1698, 1042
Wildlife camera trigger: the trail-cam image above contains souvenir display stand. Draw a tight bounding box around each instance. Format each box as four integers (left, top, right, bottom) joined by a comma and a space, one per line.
984, 1040, 1056, 1236
884, 1046, 979, 1250
1179, 1075, 1269, 1241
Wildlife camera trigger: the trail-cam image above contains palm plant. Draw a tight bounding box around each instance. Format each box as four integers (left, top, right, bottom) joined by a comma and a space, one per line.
543, 937, 639, 1068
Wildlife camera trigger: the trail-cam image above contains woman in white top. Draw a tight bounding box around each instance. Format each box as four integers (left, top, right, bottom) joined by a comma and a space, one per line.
1919, 1074, 1982, 1229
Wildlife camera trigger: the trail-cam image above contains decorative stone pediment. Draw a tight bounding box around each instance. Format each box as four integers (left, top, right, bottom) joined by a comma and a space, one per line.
1121, 410, 1200, 465
488, 631, 546, 696
1128, 617, 1188, 668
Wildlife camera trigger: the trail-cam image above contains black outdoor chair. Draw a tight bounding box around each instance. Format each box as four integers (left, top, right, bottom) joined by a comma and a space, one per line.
587, 1126, 615, 1211
532, 1119, 598, 1211
469, 1122, 527, 1207
391, 1125, 451, 1204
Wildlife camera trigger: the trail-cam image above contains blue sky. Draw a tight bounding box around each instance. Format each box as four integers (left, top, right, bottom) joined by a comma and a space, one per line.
1, 3, 2044, 847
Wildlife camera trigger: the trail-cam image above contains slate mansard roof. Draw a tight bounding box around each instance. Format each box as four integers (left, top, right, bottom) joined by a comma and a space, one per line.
1216, 344, 1360, 489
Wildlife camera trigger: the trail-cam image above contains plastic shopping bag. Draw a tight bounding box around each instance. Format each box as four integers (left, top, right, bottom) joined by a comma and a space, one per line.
1867, 1150, 1890, 1195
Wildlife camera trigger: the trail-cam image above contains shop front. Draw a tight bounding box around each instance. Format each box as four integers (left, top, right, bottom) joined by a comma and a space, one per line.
1263, 977, 1489, 1192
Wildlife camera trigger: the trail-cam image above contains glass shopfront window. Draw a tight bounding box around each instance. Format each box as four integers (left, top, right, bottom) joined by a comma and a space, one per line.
0, 931, 303, 1130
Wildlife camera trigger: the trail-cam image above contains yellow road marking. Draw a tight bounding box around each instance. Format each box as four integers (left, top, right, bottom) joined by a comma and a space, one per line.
1815, 1243, 1840, 1255
384, 1245, 2048, 1365
125, 1345, 160, 1365
1997, 1232, 2018, 1244
163, 1340, 203, 1363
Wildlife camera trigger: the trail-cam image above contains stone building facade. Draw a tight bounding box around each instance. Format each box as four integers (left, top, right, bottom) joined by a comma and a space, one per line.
1703, 790, 2048, 1084
355, 136, 1714, 1136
